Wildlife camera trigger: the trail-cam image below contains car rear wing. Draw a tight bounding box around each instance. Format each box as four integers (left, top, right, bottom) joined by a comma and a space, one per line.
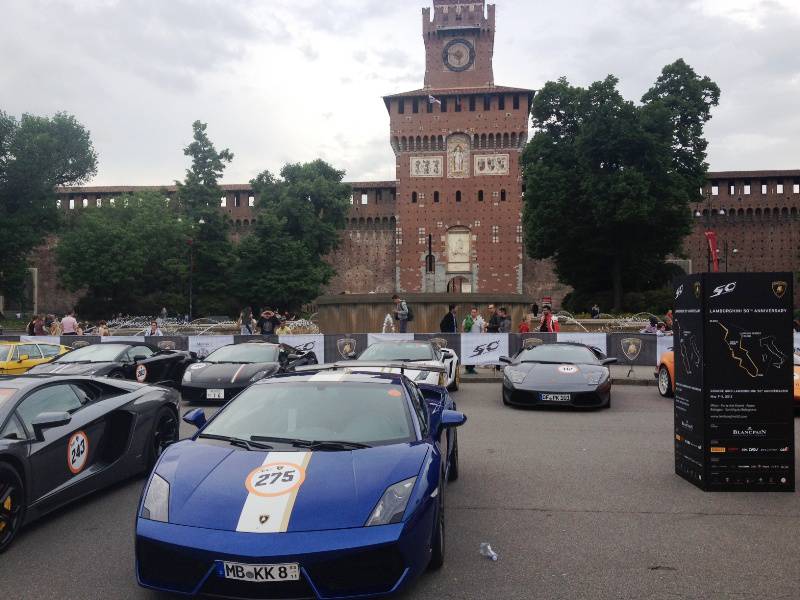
295, 361, 447, 376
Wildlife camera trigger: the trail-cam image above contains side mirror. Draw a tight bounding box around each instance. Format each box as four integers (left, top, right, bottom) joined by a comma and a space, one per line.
439, 410, 467, 432
32, 411, 72, 441
499, 356, 512, 365
133, 355, 148, 362
182, 408, 207, 429
601, 358, 618, 366
18, 354, 30, 362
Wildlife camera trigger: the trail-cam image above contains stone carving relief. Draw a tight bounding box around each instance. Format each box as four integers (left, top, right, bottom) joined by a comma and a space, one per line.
474, 154, 510, 176
410, 156, 443, 178
447, 133, 471, 179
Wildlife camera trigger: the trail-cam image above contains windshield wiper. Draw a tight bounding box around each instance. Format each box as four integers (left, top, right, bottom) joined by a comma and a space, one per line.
250, 436, 371, 450
199, 433, 273, 450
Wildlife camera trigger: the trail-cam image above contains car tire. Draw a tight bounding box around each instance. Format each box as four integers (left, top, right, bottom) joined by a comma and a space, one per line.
447, 431, 459, 482
658, 366, 674, 398
0, 463, 25, 553
429, 481, 445, 570
146, 408, 179, 470
447, 363, 460, 392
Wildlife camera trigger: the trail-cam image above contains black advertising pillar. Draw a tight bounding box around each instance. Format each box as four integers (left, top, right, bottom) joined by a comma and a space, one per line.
674, 272, 795, 492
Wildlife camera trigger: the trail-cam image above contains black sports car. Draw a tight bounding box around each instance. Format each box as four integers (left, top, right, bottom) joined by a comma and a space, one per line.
500, 342, 617, 409
27, 342, 196, 387
0, 374, 180, 552
180, 342, 317, 403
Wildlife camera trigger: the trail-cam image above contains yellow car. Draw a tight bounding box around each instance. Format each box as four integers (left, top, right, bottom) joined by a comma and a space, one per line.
0, 341, 71, 375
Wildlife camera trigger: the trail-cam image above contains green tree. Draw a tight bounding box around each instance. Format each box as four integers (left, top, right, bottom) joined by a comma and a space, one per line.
232, 213, 331, 311
0, 111, 97, 302
56, 191, 190, 317
521, 61, 720, 310
175, 121, 236, 317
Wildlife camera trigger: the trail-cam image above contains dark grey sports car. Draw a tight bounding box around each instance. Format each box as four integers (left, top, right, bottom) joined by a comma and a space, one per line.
27, 342, 197, 387
500, 343, 617, 409
180, 342, 317, 403
0, 375, 180, 552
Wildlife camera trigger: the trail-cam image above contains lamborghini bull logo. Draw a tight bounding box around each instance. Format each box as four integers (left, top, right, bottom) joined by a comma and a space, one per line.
523, 337, 545, 350
772, 281, 788, 299
337, 338, 358, 359
429, 337, 448, 349
622, 338, 643, 362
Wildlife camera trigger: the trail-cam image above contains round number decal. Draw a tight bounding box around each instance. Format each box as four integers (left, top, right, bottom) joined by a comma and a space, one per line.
558, 365, 578, 374
136, 364, 147, 382
245, 462, 306, 497
67, 431, 89, 474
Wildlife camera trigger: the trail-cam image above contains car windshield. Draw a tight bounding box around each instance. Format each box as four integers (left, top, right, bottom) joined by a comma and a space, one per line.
56, 344, 127, 363
205, 344, 280, 364
516, 344, 599, 364
358, 342, 434, 362
202, 382, 415, 446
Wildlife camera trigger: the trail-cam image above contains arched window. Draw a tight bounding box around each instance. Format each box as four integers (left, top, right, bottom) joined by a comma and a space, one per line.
456, 191, 461, 202
478, 190, 484, 202
434, 191, 440, 203
412, 192, 418, 203
500, 189, 507, 202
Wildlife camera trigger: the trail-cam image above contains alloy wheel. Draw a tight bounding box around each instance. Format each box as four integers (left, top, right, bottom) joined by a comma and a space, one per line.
0, 479, 23, 549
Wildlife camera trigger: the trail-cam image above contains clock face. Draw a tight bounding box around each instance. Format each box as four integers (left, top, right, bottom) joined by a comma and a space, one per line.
442, 39, 475, 72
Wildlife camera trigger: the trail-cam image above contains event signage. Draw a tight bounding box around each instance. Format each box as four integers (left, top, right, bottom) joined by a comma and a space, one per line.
674, 273, 795, 492
460, 333, 508, 366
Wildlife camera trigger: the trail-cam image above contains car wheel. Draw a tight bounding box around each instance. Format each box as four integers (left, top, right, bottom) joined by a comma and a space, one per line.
429, 481, 445, 570
0, 463, 25, 553
447, 363, 460, 392
147, 408, 179, 469
658, 366, 674, 398
447, 431, 459, 482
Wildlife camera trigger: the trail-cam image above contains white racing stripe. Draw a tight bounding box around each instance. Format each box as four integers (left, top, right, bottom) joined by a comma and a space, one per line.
237, 452, 312, 533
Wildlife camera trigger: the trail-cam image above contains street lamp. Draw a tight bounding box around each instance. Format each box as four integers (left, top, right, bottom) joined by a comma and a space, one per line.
715, 241, 738, 272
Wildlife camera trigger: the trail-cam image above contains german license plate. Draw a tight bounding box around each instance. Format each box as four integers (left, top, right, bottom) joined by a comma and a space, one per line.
541, 393, 571, 402
206, 389, 224, 400
218, 561, 300, 582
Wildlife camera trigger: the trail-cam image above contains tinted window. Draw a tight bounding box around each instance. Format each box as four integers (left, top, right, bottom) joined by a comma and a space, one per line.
13, 344, 42, 360
38, 344, 63, 358
408, 384, 429, 436
205, 344, 280, 364
58, 344, 130, 363
124, 346, 154, 361
358, 342, 435, 362
17, 384, 84, 429
203, 382, 414, 445
516, 344, 599, 364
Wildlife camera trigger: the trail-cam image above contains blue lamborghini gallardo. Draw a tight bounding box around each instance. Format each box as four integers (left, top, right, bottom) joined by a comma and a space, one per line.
135, 363, 465, 598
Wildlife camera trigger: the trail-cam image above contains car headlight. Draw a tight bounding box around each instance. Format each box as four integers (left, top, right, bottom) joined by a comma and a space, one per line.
366, 477, 417, 526
587, 371, 609, 385
182, 370, 191, 382
141, 473, 170, 522
504, 368, 527, 384
250, 371, 269, 383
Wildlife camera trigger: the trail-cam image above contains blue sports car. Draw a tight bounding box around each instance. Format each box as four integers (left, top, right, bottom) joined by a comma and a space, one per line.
135, 363, 466, 598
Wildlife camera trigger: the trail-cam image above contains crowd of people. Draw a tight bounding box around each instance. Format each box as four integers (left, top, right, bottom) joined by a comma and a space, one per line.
237, 307, 297, 335
434, 303, 562, 335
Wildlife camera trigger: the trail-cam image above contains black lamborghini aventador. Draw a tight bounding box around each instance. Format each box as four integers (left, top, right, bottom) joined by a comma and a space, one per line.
27, 342, 196, 387
0, 375, 180, 552
180, 341, 317, 403
500, 342, 617, 409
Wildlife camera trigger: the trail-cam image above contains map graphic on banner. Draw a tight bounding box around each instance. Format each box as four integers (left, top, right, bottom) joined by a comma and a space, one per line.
279, 335, 325, 364
189, 336, 234, 359
460, 333, 508, 366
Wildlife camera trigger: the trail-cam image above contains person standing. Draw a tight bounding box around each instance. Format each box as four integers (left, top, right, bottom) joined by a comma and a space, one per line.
519, 314, 533, 333
591, 304, 601, 319
392, 295, 410, 333
462, 307, 486, 374
538, 306, 557, 333
439, 304, 458, 333
61, 310, 78, 336
532, 303, 539, 318
33, 315, 47, 336
97, 320, 110, 337
238, 307, 254, 335
486, 304, 501, 334
498, 308, 512, 333
275, 319, 292, 336
257, 309, 280, 335
146, 320, 163, 336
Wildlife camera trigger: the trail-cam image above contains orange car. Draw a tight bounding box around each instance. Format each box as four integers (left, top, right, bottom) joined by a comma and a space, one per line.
656, 350, 800, 403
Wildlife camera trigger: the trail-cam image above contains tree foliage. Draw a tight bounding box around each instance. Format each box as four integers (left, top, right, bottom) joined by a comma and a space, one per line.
521, 60, 720, 310
0, 111, 97, 302
175, 121, 236, 316
56, 192, 190, 317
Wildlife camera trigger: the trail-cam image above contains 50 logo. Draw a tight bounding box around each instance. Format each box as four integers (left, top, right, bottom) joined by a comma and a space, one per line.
469, 340, 500, 358
710, 282, 736, 299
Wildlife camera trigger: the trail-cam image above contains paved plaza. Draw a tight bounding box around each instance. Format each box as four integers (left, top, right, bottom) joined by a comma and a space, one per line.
1, 384, 797, 599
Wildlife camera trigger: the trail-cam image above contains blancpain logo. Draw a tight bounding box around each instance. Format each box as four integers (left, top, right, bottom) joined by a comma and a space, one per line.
733, 427, 767, 437
675, 284, 684, 300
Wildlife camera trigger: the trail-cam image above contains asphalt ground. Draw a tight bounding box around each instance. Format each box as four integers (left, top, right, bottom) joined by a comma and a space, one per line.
1, 385, 798, 599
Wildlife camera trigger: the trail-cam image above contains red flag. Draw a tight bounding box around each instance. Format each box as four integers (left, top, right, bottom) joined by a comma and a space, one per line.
704, 230, 719, 272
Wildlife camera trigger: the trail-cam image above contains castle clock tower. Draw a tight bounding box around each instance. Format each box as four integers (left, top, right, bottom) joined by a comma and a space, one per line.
384, 1, 534, 294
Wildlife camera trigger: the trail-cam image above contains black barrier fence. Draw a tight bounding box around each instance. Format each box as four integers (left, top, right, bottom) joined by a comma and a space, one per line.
0, 332, 702, 366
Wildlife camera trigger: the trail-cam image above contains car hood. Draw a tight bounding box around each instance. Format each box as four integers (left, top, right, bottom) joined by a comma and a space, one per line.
28, 361, 114, 376
507, 362, 609, 391
157, 440, 429, 532
185, 362, 280, 385
349, 360, 443, 373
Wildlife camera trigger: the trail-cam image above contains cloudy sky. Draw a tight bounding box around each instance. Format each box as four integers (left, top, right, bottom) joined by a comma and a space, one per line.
1, 0, 798, 185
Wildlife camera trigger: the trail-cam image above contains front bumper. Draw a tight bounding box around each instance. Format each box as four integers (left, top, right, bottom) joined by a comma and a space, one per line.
136, 517, 431, 599
503, 381, 611, 408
